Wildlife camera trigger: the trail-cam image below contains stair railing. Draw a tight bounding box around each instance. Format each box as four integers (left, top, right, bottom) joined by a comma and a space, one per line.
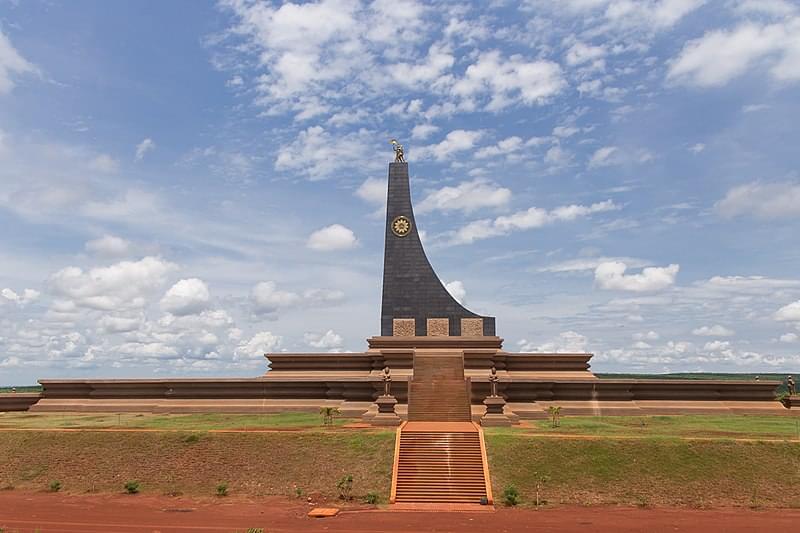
389, 420, 407, 504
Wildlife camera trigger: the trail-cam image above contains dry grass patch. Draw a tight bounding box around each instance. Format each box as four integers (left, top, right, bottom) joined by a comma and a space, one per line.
0, 430, 394, 500
487, 434, 800, 508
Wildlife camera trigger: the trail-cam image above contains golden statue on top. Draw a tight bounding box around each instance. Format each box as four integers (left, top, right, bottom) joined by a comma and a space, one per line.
390, 139, 405, 163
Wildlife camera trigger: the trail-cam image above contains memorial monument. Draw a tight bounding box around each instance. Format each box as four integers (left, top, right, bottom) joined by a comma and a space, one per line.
4, 142, 789, 419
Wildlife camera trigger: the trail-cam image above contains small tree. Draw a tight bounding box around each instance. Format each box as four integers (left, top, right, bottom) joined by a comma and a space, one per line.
533, 472, 550, 507
547, 405, 562, 428
337, 474, 354, 500
320, 407, 340, 427
216, 482, 228, 497
48, 480, 62, 492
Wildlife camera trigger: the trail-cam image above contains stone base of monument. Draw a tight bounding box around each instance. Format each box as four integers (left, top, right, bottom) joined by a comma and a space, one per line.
480, 396, 518, 426
371, 395, 402, 426
782, 395, 800, 409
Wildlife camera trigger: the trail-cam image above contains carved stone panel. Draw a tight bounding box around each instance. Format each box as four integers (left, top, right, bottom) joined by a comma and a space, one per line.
427, 318, 450, 337
393, 318, 416, 337
461, 318, 484, 337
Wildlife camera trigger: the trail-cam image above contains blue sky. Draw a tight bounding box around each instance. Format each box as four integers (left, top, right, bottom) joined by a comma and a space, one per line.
1, 0, 800, 384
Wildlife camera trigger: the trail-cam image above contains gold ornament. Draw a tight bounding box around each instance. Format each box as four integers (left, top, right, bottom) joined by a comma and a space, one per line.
391, 215, 411, 237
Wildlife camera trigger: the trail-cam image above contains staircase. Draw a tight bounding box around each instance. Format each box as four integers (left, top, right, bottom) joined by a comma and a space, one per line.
407, 349, 471, 422
391, 349, 493, 505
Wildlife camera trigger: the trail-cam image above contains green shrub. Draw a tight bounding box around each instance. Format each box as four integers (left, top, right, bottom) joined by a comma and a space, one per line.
336, 474, 354, 500
124, 480, 140, 494
246, 529, 264, 533
502, 485, 520, 506
182, 434, 201, 444
48, 480, 62, 492
294, 486, 304, 498
364, 491, 379, 504
216, 482, 228, 497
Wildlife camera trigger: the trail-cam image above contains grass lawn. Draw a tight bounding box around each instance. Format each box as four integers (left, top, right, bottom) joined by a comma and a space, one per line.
487, 435, 800, 508
0, 429, 395, 500
0, 385, 42, 393
2, 413, 800, 507
490, 414, 800, 440
0, 412, 355, 430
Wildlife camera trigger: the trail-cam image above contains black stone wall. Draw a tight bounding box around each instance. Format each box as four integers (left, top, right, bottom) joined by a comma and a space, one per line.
380, 162, 496, 336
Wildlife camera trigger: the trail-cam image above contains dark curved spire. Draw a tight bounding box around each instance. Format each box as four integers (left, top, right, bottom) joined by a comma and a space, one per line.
380, 162, 496, 336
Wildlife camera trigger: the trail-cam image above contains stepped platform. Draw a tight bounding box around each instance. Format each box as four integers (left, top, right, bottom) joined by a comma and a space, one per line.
391, 348, 492, 505
392, 422, 492, 505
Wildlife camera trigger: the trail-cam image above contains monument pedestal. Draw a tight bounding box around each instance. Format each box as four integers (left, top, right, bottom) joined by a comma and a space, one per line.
782, 395, 800, 409
372, 395, 402, 426
480, 396, 517, 426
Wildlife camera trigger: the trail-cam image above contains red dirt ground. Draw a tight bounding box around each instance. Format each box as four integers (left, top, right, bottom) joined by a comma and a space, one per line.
2, 492, 799, 532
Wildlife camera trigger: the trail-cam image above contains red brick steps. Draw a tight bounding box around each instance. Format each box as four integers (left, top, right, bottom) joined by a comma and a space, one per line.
390, 350, 493, 505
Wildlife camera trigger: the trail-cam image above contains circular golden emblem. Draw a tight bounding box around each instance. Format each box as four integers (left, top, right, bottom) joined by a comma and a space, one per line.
391, 215, 411, 237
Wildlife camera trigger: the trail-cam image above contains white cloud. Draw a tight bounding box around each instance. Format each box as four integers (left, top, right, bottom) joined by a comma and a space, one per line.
527, 0, 705, 31
160, 278, 211, 316
220, 0, 429, 121
780, 332, 798, 343
703, 340, 731, 352
417, 179, 511, 213
355, 177, 386, 204
565, 41, 606, 66
588, 146, 619, 167
716, 182, 800, 219
80, 189, 163, 223
775, 300, 800, 322
85, 235, 131, 257
539, 256, 650, 273
606, 0, 706, 30
303, 329, 344, 349
474, 136, 539, 159
700, 275, 800, 293
689, 143, 705, 153
389, 42, 455, 89
692, 325, 735, 337
411, 124, 439, 140
235, 331, 282, 359
518, 330, 588, 353
301, 288, 345, 306
633, 331, 660, 341
251, 281, 301, 314
98, 315, 143, 334
0, 356, 22, 368
452, 200, 619, 244
544, 145, 571, 167
50, 256, 177, 311
251, 281, 344, 315
0, 30, 37, 94
594, 261, 679, 292
742, 103, 769, 113
135, 138, 155, 161
667, 18, 800, 87
451, 51, 566, 111
553, 126, 580, 138
88, 154, 119, 173
444, 280, 466, 304
307, 223, 358, 251
275, 126, 373, 180
1, 287, 40, 305
415, 130, 484, 161
735, 0, 797, 17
